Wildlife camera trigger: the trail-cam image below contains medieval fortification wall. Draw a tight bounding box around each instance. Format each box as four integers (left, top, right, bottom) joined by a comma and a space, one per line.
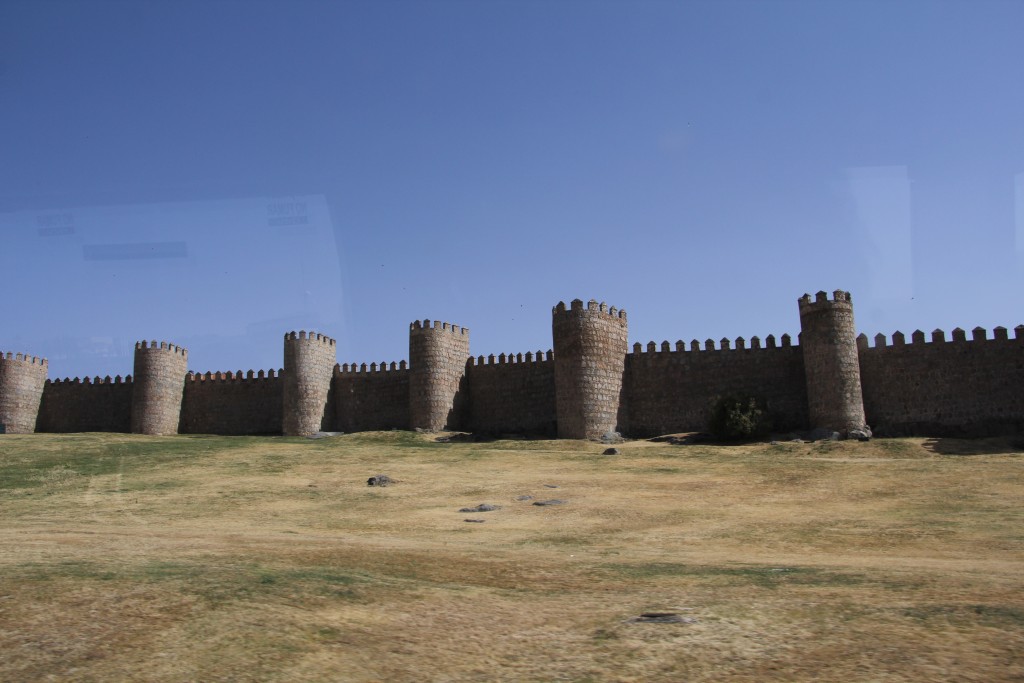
333, 362, 410, 433
467, 351, 556, 436
3, 290, 1021, 439
858, 326, 1024, 436
37, 375, 133, 433
180, 370, 283, 435
624, 335, 808, 438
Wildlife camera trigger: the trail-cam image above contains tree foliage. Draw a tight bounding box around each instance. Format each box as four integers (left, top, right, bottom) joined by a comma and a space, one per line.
708, 395, 773, 441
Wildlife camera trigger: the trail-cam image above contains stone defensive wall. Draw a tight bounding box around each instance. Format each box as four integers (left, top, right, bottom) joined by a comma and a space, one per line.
466, 350, 556, 436
333, 361, 410, 433
38, 375, 133, 433
624, 334, 807, 438
857, 325, 1024, 436
180, 369, 283, 435
3, 290, 1022, 439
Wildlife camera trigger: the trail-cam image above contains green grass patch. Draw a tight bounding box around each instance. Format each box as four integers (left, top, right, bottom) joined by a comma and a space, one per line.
9, 558, 375, 605
0, 434, 262, 490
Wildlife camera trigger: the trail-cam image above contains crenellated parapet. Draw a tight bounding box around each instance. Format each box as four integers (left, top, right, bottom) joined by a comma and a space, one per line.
186, 369, 282, 382
552, 299, 627, 320
0, 351, 49, 433
409, 319, 470, 431
630, 333, 797, 356
468, 350, 553, 367
130, 340, 188, 435
335, 360, 408, 374
50, 374, 132, 385
410, 321, 468, 338
282, 331, 336, 436
2, 352, 48, 365
856, 320, 1024, 436
798, 290, 867, 435
858, 324, 1024, 350
552, 299, 628, 439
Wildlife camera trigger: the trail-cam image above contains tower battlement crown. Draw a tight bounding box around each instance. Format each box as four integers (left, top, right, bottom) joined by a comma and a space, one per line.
553, 298, 627, 320
134, 340, 188, 357
1, 351, 48, 367
798, 290, 852, 313
284, 330, 336, 346
409, 319, 469, 336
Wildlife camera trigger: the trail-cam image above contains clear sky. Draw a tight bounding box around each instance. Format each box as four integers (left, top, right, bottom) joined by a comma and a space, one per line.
2, 0, 1023, 379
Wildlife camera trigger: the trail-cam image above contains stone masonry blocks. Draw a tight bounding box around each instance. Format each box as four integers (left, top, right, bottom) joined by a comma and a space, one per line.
552, 299, 628, 440
0, 352, 48, 433
282, 331, 337, 436
798, 290, 867, 435
409, 320, 470, 431
131, 341, 188, 435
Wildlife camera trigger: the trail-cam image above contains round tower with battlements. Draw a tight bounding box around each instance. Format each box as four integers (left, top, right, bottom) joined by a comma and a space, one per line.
0, 352, 48, 433
798, 290, 867, 436
282, 331, 337, 436
131, 341, 188, 435
552, 299, 629, 440
409, 320, 470, 431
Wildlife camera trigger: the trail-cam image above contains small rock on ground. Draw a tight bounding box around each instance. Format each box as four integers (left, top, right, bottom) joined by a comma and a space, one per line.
459, 503, 500, 513
849, 428, 872, 441
515, 495, 533, 501
464, 519, 486, 523
603, 447, 620, 455
532, 499, 566, 506
627, 613, 697, 624
367, 474, 393, 487
600, 431, 625, 444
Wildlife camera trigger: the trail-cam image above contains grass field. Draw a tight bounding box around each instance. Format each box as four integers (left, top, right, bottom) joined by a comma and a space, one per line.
1, 431, 1022, 682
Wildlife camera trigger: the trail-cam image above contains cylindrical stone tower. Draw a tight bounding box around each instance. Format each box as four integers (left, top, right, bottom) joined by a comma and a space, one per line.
131, 341, 188, 435
282, 331, 337, 436
798, 290, 867, 436
0, 351, 48, 434
552, 299, 628, 440
409, 320, 470, 431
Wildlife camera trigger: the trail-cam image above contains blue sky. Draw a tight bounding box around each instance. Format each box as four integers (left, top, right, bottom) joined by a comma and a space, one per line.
2, 0, 1022, 378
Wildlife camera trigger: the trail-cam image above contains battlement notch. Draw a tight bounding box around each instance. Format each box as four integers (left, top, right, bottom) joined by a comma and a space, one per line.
410, 320, 469, 337
553, 299, 627, 320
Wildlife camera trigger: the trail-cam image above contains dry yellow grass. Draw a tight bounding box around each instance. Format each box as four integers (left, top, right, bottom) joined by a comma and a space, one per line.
1, 431, 1022, 682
